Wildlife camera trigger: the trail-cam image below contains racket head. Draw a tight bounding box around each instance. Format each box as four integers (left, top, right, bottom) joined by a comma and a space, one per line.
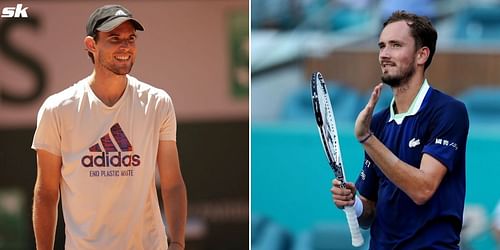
311, 72, 346, 184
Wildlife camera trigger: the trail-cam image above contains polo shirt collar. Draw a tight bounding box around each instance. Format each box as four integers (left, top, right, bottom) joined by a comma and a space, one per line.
388, 79, 430, 125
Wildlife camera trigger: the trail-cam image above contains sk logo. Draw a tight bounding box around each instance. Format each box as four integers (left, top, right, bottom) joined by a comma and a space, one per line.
1, 4, 29, 18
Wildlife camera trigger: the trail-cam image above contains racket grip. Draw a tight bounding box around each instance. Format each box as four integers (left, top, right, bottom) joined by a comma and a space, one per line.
344, 205, 364, 247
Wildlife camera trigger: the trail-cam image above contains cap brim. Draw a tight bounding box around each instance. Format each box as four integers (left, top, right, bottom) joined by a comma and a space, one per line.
96, 16, 144, 32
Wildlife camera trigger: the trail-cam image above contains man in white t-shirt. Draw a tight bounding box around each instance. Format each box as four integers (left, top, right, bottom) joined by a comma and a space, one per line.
32, 5, 187, 250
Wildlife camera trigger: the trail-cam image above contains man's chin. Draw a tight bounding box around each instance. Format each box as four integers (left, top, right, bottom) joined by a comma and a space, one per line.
111, 66, 133, 76
381, 75, 401, 87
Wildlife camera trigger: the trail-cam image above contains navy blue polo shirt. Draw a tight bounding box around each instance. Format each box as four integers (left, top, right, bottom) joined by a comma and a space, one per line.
355, 80, 469, 249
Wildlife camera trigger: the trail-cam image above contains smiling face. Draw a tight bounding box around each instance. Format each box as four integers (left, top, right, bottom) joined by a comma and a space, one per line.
93, 21, 137, 75
378, 21, 418, 87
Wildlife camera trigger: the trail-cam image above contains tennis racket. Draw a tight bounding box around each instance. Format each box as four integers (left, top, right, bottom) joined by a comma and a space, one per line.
311, 71, 364, 247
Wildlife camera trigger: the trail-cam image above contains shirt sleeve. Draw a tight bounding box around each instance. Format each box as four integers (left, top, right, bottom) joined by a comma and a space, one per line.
159, 93, 177, 142
32, 98, 62, 156
355, 153, 379, 201
422, 100, 469, 172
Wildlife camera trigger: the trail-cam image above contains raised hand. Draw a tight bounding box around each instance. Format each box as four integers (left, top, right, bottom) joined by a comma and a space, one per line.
355, 83, 383, 141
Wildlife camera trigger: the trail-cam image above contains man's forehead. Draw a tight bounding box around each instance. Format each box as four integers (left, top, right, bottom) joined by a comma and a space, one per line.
379, 21, 412, 42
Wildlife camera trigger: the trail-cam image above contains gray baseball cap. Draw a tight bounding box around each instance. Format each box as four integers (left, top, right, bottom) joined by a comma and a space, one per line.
86, 5, 144, 37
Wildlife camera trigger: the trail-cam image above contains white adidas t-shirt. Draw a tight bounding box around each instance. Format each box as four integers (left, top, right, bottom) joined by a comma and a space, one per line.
32, 75, 176, 250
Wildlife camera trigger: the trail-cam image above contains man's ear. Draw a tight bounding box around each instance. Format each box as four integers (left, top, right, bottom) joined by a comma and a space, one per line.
84, 36, 96, 54
417, 47, 430, 66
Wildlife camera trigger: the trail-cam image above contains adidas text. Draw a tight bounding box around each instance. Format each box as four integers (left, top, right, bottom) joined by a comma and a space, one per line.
81, 152, 140, 167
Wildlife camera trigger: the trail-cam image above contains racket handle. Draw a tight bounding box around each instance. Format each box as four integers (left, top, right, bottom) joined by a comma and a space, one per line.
344, 205, 364, 247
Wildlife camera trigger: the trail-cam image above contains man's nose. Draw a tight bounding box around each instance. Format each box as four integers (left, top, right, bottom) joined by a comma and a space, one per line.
119, 40, 132, 49
379, 47, 390, 59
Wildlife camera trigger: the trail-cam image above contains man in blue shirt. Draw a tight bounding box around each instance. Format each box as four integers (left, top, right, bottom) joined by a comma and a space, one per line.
331, 11, 469, 249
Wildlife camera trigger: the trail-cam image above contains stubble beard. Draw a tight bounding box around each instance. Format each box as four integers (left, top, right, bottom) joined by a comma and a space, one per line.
98, 54, 134, 76
381, 60, 416, 88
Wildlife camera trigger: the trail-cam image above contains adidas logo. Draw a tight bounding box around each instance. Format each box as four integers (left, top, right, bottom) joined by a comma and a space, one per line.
81, 123, 141, 167
115, 10, 127, 16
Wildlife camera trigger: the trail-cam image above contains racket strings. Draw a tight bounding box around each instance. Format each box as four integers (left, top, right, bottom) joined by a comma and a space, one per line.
317, 78, 346, 184
319, 85, 341, 168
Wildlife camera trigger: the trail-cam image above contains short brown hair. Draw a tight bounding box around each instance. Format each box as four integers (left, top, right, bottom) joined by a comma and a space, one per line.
383, 10, 437, 70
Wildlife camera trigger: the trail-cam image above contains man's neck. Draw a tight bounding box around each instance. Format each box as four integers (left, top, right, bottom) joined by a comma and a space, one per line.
89, 69, 128, 107
392, 73, 425, 114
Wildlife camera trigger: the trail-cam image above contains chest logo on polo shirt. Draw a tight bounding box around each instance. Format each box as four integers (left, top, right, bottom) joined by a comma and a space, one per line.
408, 138, 420, 148
81, 123, 141, 167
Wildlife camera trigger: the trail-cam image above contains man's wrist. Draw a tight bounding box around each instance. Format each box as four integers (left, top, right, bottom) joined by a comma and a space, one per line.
170, 241, 185, 249
354, 195, 364, 218
358, 131, 373, 144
